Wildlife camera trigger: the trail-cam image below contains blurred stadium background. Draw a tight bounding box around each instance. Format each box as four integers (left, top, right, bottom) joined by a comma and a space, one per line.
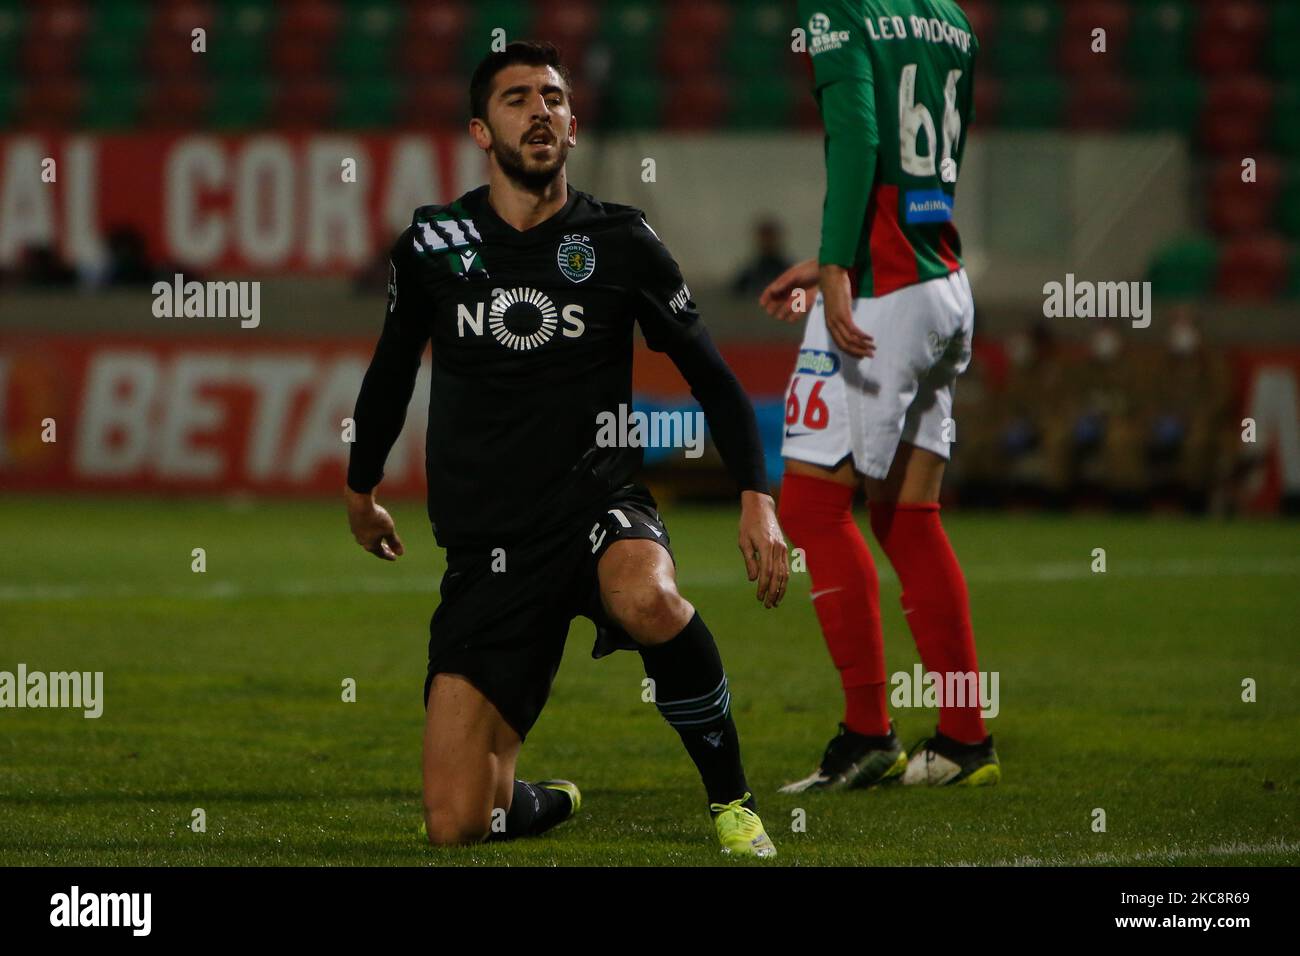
0, 0, 1298, 515
2, 0, 1299, 869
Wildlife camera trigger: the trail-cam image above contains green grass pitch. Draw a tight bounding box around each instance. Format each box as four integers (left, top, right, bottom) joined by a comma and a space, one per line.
1, 496, 1297, 866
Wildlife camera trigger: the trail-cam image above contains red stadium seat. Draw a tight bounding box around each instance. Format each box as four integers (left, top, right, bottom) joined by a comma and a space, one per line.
659, 36, 723, 78
1066, 75, 1135, 129
1059, 0, 1131, 75
155, 2, 214, 35
1200, 76, 1274, 156
959, 0, 997, 46
399, 1, 468, 78
273, 78, 338, 127
1215, 234, 1291, 300
143, 81, 212, 128
270, 0, 340, 77
16, 81, 84, 129
664, 0, 732, 44
973, 75, 1000, 127
401, 78, 469, 129
534, 0, 599, 63
1195, 0, 1267, 76
1209, 157, 1283, 236
663, 78, 728, 131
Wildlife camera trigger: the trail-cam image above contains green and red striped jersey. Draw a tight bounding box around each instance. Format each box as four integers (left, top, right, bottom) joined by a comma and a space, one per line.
799, 0, 978, 297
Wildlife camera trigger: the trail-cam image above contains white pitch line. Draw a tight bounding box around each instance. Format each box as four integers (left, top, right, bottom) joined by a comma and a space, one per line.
963, 839, 1300, 868
0, 556, 1297, 603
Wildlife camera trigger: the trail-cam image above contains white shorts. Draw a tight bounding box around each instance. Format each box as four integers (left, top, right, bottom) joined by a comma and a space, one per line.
781, 269, 975, 480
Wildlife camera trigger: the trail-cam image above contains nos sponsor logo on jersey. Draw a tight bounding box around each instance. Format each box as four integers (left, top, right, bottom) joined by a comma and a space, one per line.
904, 190, 954, 224
457, 287, 587, 349
557, 234, 595, 283
795, 348, 840, 377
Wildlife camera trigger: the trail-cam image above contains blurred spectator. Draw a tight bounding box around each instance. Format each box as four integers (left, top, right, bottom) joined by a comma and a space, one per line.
102, 226, 158, 287
730, 218, 791, 298
16, 244, 76, 288
1140, 305, 1234, 512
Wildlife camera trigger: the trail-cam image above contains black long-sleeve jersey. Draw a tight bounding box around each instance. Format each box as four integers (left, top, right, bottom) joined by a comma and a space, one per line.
347, 184, 768, 551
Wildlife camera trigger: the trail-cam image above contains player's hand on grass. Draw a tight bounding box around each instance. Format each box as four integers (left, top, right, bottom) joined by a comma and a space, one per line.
345, 488, 405, 561
759, 257, 819, 323
738, 491, 788, 608
820, 263, 875, 359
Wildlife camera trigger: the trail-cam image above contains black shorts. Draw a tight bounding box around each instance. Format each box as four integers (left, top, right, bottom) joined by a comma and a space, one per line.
423, 483, 674, 740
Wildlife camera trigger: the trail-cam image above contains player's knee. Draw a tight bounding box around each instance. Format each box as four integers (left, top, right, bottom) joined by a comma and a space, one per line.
611, 581, 692, 645
423, 802, 490, 846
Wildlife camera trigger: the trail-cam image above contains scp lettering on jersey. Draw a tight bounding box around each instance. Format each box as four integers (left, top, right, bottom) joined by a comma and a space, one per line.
903, 190, 954, 224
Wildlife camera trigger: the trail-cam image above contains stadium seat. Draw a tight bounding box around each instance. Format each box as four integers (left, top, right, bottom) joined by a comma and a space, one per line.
989, 0, 1063, 78
81, 80, 143, 129
1126, 0, 1193, 76
460, 0, 535, 73
996, 74, 1064, 129
338, 75, 400, 128
1215, 234, 1291, 300
1131, 74, 1202, 135
146, 1, 212, 81
0, 79, 15, 125
1147, 235, 1219, 299
1194, 0, 1267, 76
598, 0, 664, 74
1208, 156, 1282, 236
20, 2, 88, 81
1278, 164, 1300, 241
973, 75, 1001, 127
1274, 84, 1300, 159
1058, 0, 1130, 76
959, 0, 997, 47
664, 77, 729, 131
16, 80, 83, 128
210, 76, 272, 128
724, 0, 787, 80
664, 0, 732, 43
1267, 1, 1300, 79
534, 0, 599, 66
335, 0, 405, 78
1199, 76, 1273, 156
273, 78, 338, 128
1066, 75, 1135, 130
0, 1, 25, 74
1289, 247, 1300, 298
210, 0, 275, 77
659, 36, 723, 79
143, 80, 211, 128
728, 74, 796, 130
401, 77, 468, 129
399, 1, 467, 78
606, 76, 662, 130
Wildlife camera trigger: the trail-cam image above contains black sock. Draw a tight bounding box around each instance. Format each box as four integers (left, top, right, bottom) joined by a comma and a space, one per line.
485, 780, 571, 842
639, 611, 754, 813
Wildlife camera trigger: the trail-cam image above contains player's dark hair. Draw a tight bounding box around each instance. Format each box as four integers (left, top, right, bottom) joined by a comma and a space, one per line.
469, 41, 572, 121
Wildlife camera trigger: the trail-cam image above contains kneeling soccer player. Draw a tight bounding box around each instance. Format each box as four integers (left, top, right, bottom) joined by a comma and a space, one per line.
344, 42, 788, 857
761, 0, 999, 792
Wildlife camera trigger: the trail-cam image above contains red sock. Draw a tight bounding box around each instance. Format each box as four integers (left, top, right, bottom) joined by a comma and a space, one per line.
869, 502, 986, 744
778, 473, 889, 736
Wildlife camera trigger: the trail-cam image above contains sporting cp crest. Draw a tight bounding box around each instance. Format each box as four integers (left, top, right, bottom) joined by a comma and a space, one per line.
557, 237, 595, 283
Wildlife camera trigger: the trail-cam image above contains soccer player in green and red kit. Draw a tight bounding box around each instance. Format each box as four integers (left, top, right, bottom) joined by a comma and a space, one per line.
761, 1, 1000, 790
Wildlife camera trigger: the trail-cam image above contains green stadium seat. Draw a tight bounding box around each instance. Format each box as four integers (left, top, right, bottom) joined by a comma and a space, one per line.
211, 0, 276, 76
93, 0, 151, 36
728, 74, 795, 130
1280, 165, 1300, 241
606, 76, 662, 131
990, 1, 1064, 78
599, 0, 663, 73
725, 0, 788, 79
81, 81, 144, 130
82, 36, 142, 82
335, 0, 405, 78
0, 3, 25, 77
1147, 235, 1220, 300
1289, 248, 1300, 298
460, 0, 534, 73
338, 76, 400, 128
1131, 74, 1203, 134
1274, 84, 1300, 158
1126, 0, 1193, 77
0, 78, 16, 125
1268, 1, 1300, 78
996, 74, 1064, 128
210, 76, 272, 129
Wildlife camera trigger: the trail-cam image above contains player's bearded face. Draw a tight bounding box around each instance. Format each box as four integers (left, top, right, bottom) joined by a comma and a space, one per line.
484, 69, 573, 190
